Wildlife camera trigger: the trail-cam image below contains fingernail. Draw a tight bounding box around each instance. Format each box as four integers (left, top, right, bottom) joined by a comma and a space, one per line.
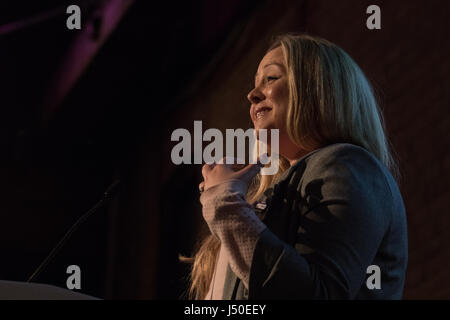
259, 153, 269, 165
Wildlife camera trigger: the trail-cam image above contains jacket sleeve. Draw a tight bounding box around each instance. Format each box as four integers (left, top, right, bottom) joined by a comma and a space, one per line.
248, 145, 394, 299
200, 179, 267, 288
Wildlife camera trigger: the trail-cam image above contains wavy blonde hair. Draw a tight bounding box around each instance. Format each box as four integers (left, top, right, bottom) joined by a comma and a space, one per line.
179, 33, 399, 300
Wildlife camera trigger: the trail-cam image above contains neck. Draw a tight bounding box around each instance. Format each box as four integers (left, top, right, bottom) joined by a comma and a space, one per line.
269, 132, 318, 167
281, 142, 311, 167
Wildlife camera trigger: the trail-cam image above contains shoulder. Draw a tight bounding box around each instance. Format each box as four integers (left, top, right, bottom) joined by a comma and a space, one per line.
303, 143, 386, 173
286, 143, 403, 221
297, 143, 395, 190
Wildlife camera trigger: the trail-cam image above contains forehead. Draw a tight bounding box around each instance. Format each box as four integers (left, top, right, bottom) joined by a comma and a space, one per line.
260, 46, 284, 66
255, 47, 285, 77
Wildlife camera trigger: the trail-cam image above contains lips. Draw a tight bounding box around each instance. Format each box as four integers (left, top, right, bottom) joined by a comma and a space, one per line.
254, 106, 272, 120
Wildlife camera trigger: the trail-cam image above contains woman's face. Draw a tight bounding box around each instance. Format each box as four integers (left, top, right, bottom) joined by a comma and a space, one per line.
248, 46, 310, 164
248, 46, 289, 133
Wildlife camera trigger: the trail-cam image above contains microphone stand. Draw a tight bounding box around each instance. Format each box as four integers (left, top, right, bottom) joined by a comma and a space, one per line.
27, 180, 121, 283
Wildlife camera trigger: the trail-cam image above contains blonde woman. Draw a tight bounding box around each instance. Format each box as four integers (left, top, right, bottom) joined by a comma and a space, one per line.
183, 33, 408, 300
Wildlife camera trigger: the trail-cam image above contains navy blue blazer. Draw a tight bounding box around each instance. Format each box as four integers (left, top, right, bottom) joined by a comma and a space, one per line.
222, 143, 408, 299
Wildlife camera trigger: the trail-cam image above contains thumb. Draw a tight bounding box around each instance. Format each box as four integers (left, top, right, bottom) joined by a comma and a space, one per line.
234, 162, 263, 183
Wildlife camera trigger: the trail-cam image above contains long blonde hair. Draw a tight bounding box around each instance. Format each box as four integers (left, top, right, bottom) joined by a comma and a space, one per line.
179, 33, 399, 299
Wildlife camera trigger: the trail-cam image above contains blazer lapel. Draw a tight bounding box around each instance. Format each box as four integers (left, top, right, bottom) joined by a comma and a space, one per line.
221, 163, 306, 300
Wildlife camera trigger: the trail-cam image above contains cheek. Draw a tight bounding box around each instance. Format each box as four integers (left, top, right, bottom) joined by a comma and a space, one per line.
270, 83, 289, 124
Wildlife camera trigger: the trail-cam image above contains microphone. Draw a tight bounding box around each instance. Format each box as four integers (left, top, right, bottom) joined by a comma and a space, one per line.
27, 179, 121, 283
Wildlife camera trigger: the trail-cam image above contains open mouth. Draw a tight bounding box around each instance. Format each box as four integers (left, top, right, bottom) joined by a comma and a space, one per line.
254, 106, 272, 120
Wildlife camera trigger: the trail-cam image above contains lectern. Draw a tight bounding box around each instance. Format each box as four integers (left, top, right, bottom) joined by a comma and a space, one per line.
0, 280, 99, 300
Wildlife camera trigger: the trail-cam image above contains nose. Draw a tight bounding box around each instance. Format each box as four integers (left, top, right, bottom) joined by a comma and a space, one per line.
247, 86, 265, 105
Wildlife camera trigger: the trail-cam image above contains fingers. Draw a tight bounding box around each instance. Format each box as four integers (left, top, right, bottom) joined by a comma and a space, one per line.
216, 157, 247, 171
230, 163, 246, 171
218, 156, 242, 168
235, 162, 264, 183
217, 156, 233, 165
201, 156, 264, 190
201, 163, 214, 178
198, 181, 205, 194
258, 153, 269, 166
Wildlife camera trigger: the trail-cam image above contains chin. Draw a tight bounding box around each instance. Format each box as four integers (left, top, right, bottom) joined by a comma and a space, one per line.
253, 120, 273, 130
254, 123, 275, 132
253, 123, 277, 141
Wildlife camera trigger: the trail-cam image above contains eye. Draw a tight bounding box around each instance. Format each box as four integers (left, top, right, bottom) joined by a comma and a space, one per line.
266, 76, 279, 82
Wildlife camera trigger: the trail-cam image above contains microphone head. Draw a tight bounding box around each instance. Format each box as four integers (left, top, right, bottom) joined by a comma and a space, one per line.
103, 180, 121, 199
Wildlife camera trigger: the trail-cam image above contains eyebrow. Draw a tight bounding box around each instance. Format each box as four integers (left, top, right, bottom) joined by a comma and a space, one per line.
254, 63, 285, 81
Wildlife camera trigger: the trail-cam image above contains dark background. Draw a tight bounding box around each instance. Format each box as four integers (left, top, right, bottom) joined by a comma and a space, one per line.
0, 0, 449, 299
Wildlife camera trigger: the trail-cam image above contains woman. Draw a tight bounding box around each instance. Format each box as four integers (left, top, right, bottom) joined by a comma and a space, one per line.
182, 33, 408, 300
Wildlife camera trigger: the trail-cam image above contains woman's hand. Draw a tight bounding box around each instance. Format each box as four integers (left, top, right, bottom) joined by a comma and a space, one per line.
199, 158, 264, 193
